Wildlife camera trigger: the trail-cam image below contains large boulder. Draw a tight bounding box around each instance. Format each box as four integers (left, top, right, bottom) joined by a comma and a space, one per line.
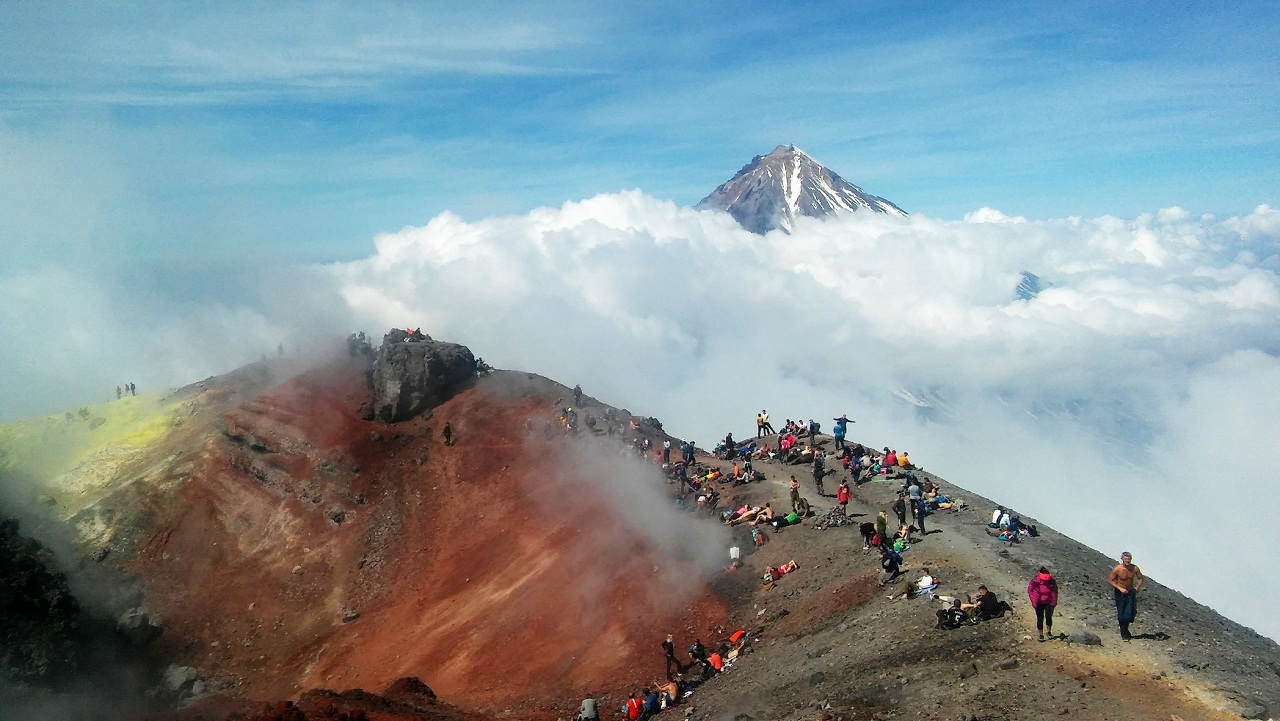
368, 330, 475, 423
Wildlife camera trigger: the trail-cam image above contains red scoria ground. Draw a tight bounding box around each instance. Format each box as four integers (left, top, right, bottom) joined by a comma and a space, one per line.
128, 364, 727, 719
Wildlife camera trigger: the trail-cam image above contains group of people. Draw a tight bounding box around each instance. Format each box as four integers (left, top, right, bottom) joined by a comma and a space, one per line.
114, 382, 136, 400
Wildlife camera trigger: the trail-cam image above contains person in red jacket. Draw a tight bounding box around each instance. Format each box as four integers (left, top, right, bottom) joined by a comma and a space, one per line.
1027, 566, 1059, 641
624, 692, 642, 720
836, 480, 850, 515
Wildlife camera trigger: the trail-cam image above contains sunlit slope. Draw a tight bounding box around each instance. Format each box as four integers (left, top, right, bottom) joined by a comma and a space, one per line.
0, 393, 185, 515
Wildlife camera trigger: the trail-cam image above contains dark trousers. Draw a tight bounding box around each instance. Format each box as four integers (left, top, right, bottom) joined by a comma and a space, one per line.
915, 504, 926, 534
1115, 589, 1137, 636
1034, 604, 1055, 632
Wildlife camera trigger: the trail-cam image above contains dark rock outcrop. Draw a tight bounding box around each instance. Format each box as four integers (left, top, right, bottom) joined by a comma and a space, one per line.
368, 330, 475, 424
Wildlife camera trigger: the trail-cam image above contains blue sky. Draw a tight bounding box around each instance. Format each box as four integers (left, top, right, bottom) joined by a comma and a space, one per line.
2, 1, 1277, 267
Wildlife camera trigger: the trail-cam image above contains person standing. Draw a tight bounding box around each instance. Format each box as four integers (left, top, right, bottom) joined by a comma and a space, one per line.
760, 409, 775, 435
115, 385, 122, 400
1027, 566, 1059, 641
756, 411, 765, 438
662, 633, 681, 678
442, 422, 453, 447
662, 439, 671, 466
789, 476, 801, 512
836, 479, 850, 515
812, 450, 826, 496
1107, 551, 1144, 640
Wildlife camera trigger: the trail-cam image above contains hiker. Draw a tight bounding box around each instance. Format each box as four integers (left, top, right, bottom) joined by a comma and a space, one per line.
892, 494, 907, 527
874, 511, 889, 545
116, 385, 121, 400
624, 692, 642, 720
878, 547, 903, 585
676, 463, 693, 494
914, 497, 928, 535
745, 504, 776, 529
789, 476, 801, 511
760, 409, 775, 435
962, 585, 1012, 620
576, 696, 599, 721
887, 567, 936, 600
756, 411, 765, 438
936, 598, 970, 630
832, 415, 851, 451
807, 419, 819, 447
655, 679, 679, 708
643, 687, 660, 716
836, 479, 850, 515
859, 521, 875, 549
129, 382, 136, 396
1027, 566, 1059, 641
662, 439, 671, 466
687, 639, 707, 668
442, 422, 453, 446
1107, 551, 1144, 640
573, 384, 582, 405
662, 634, 681, 677
812, 450, 826, 496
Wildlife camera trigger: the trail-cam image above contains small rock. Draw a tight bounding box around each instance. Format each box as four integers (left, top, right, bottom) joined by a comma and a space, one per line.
1068, 630, 1102, 646
809, 671, 825, 686
341, 608, 360, 623
92, 546, 111, 562
292, 565, 303, 574
993, 657, 1019, 671
1240, 703, 1268, 720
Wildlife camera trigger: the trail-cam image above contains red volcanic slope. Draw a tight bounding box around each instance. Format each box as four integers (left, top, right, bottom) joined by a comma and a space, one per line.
129, 366, 726, 713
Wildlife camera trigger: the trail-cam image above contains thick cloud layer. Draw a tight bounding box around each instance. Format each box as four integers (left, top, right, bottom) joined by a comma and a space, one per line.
331, 193, 1280, 639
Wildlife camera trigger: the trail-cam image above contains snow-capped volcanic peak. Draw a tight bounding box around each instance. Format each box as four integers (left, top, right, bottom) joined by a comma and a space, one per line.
696, 144, 906, 234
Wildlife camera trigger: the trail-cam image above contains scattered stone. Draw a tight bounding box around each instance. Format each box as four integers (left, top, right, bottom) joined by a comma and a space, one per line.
993, 657, 1019, 671
958, 662, 979, 679
341, 608, 360, 623
1240, 703, 1268, 720
1068, 631, 1102, 646
92, 546, 111, 562
117, 607, 162, 646
809, 671, 826, 686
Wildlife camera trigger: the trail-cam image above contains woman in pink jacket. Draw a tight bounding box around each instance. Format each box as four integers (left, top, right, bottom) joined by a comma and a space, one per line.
1027, 567, 1059, 641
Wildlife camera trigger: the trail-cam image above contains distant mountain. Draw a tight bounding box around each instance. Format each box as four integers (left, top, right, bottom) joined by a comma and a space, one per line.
696, 145, 905, 233
1016, 271, 1048, 300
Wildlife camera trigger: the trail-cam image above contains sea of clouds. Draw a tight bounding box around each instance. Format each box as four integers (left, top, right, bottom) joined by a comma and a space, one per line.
2, 192, 1277, 640
330, 192, 1280, 639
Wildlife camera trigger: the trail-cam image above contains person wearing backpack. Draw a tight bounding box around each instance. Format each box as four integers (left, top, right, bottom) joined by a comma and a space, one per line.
1027, 567, 1059, 641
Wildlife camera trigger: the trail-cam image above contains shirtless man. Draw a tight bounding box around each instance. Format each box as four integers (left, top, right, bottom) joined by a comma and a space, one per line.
1107, 551, 1144, 640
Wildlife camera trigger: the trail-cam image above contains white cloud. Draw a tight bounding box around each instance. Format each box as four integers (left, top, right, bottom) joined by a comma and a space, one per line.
329, 193, 1280, 639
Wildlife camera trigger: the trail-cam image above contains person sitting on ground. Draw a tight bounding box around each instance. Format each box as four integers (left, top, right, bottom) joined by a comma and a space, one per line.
576, 696, 600, 721
643, 687, 660, 716
884, 449, 897, 467
887, 567, 937, 600
750, 503, 776, 526
706, 649, 723, 673
655, 679, 679, 708
962, 585, 1013, 620
936, 598, 970, 630
898, 450, 912, 468
794, 496, 811, 517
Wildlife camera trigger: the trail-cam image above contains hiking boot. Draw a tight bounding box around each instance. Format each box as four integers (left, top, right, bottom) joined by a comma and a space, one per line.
1037, 634, 1044, 642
